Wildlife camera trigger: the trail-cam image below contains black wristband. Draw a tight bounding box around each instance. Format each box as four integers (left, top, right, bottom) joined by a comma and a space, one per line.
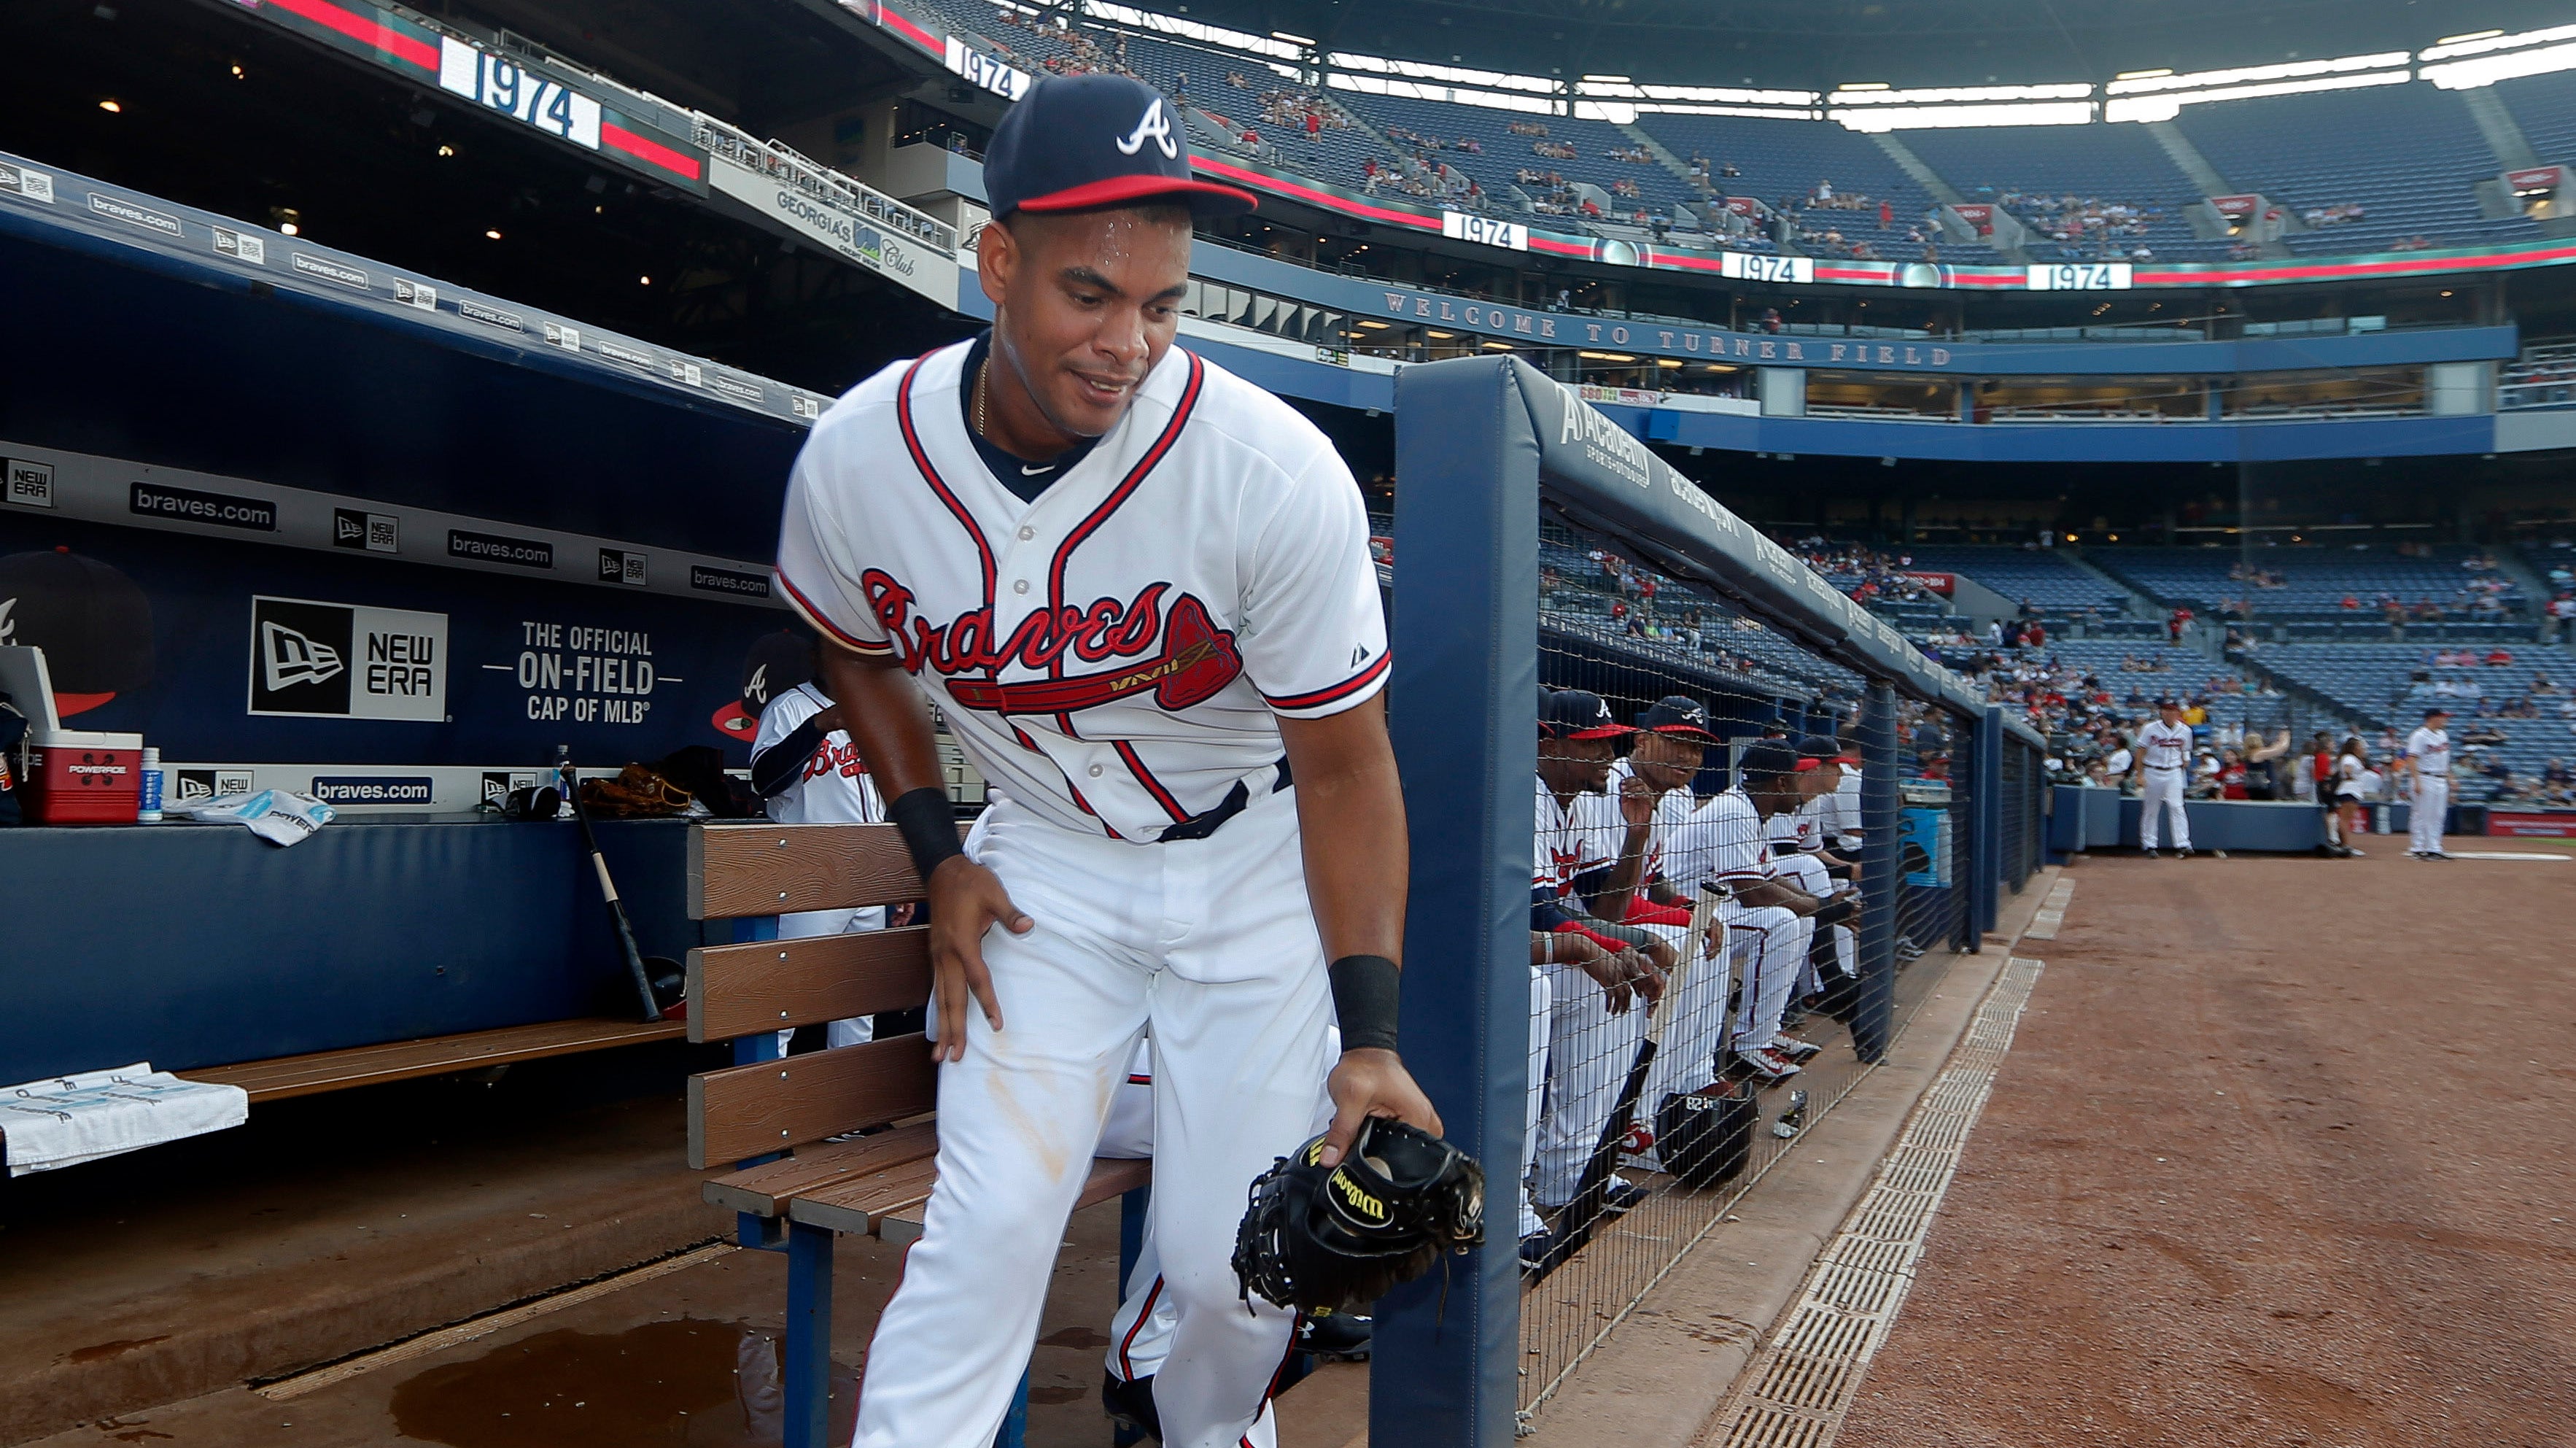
888, 786, 965, 883
1328, 954, 1402, 1055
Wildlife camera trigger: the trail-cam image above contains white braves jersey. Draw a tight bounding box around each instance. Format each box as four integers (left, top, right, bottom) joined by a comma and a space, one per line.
753, 683, 887, 826
1825, 764, 1862, 850
1664, 788, 1774, 896
1769, 802, 1826, 855
1604, 758, 1696, 884
2139, 720, 2193, 771
2405, 727, 2451, 776
775, 341, 1388, 841
1534, 775, 1621, 895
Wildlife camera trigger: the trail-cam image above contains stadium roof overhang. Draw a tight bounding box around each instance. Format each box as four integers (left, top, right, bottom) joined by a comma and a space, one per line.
1148, 0, 2576, 90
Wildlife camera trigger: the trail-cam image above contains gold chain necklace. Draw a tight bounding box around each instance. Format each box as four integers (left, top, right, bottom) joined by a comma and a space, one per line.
971, 360, 990, 438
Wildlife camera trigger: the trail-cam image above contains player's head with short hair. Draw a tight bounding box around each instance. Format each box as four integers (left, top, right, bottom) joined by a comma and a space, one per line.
1537, 689, 1633, 791
974, 75, 1256, 448
1629, 694, 1716, 789
2424, 706, 2449, 723
1736, 739, 1801, 815
1792, 734, 1841, 795
2158, 698, 2182, 719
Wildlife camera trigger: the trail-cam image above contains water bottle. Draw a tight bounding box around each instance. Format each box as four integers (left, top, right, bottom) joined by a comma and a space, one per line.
138, 746, 163, 821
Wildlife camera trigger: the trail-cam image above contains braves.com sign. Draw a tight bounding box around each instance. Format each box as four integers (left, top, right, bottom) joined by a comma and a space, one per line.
247, 596, 449, 721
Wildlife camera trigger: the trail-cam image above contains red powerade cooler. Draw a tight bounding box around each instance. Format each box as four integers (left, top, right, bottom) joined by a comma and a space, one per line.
20, 729, 144, 824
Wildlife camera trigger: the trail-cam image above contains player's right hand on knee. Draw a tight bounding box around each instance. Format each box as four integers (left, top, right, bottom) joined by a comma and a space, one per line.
926, 857, 1031, 1062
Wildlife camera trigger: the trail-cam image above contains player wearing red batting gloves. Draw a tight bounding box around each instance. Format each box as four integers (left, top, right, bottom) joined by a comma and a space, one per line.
772, 74, 1438, 1448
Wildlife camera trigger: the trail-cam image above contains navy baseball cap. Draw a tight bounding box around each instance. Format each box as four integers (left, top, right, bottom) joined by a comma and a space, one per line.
1540, 689, 1634, 740
984, 74, 1257, 220
1737, 740, 1799, 783
1637, 694, 1718, 743
1793, 735, 1839, 769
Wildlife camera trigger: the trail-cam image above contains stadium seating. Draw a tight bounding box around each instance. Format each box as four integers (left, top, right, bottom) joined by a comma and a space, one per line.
2497, 70, 2576, 173
1901, 123, 2232, 262
1636, 113, 1988, 260
2253, 643, 2576, 797
2174, 85, 2540, 256
1329, 92, 1697, 222
1896, 544, 2133, 616
2087, 545, 2526, 623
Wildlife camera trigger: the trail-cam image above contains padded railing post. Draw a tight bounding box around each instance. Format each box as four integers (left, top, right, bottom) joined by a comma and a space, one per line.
1974, 705, 2004, 943
1377, 357, 1540, 1448
783, 1220, 836, 1448
1854, 682, 1900, 1064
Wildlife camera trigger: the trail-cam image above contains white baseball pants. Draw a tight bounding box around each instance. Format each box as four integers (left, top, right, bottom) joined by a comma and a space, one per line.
1728, 905, 1808, 1054
2411, 775, 2448, 854
1521, 963, 1551, 1238
1101, 1037, 1336, 1390
850, 787, 1330, 1448
2139, 767, 2190, 851
773, 906, 887, 1054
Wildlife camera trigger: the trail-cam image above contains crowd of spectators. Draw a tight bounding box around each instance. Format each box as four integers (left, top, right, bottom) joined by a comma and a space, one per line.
2303, 202, 2367, 228
2001, 189, 2164, 262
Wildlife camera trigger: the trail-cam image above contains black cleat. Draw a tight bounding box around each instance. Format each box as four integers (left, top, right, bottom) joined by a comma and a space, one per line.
2175, 848, 2193, 859
1299, 1308, 1374, 1362
1103, 1370, 1161, 1441
2141, 848, 2159, 859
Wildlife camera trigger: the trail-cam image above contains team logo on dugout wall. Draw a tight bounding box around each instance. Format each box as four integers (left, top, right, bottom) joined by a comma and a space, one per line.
247, 596, 449, 721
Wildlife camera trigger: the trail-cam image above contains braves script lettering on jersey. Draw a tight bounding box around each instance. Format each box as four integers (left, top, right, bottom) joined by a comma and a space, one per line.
2138, 719, 2193, 772
777, 341, 1386, 843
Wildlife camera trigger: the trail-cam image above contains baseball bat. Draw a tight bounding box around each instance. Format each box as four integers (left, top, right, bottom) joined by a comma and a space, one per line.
560, 750, 670, 1023
1531, 886, 1719, 1282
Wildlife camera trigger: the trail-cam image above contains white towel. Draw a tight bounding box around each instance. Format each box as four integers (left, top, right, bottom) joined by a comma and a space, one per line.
1, 1063, 249, 1176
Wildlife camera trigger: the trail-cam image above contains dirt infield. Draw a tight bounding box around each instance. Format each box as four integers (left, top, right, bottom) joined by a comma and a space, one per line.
1839, 842, 2576, 1448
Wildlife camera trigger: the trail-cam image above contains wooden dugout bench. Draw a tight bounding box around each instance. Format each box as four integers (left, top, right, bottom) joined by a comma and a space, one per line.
686, 819, 1152, 1448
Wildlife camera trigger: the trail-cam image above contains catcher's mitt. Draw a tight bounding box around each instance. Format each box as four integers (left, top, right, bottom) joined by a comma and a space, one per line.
1231, 1117, 1485, 1314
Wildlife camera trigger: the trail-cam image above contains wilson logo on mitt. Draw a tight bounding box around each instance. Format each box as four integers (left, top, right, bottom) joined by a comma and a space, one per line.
1233, 1118, 1485, 1314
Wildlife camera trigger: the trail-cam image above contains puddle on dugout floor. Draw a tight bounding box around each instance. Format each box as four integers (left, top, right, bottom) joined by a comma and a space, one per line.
387, 1319, 810, 1447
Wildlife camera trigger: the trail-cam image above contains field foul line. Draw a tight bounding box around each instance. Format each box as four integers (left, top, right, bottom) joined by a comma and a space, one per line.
254, 1241, 736, 1400
1703, 956, 2046, 1448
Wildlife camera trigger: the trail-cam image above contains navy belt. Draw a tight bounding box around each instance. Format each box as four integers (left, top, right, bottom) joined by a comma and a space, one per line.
1160, 757, 1292, 842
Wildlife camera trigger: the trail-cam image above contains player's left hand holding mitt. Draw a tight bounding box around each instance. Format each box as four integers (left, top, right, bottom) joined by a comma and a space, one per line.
1232, 1117, 1485, 1314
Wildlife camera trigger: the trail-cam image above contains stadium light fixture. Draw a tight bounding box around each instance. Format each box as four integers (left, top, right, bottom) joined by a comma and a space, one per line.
1836, 82, 1890, 92
1270, 30, 1314, 45
1834, 100, 2092, 131
2423, 29, 2576, 88
2113, 69, 2172, 81
2437, 30, 2505, 46
2106, 69, 2408, 123
97, 98, 121, 112
484, 229, 503, 240
2104, 50, 2408, 96
1578, 351, 1637, 361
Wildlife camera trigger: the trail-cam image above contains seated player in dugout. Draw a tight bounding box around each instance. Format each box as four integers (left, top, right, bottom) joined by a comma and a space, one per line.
769, 73, 1440, 1448
1602, 693, 1723, 931
1532, 688, 1683, 983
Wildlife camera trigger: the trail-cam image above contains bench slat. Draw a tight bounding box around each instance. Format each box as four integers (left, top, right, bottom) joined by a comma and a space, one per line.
874, 1157, 1152, 1247
690, 822, 933, 920
686, 928, 933, 1043
182, 1018, 688, 1104
783, 1156, 946, 1235
688, 1032, 939, 1170
702, 1120, 941, 1217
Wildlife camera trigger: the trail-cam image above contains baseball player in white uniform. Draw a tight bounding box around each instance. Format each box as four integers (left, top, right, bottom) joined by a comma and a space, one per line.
748, 651, 904, 1054
1664, 740, 1832, 1082
773, 74, 1437, 1448
2133, 700, 2195, 859
2405, 706, 2453, 859
1524, 690, 1673, 1256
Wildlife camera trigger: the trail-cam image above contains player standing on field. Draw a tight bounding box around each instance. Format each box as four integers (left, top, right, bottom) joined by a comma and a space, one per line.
2405, 706, 2455, 860
772, 74, 1438, 1448
2133, 699, 2194, 859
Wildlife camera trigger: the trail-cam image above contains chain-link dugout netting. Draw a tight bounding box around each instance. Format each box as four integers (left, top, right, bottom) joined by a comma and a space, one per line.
1516, 515, 1976, 1416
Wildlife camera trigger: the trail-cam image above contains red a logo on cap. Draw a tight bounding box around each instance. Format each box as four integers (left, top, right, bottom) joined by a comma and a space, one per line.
1116, 99, 1178, 160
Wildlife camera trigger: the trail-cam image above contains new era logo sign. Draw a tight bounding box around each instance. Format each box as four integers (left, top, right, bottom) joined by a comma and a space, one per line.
4, 460, 51, 508
260, 617, 344, 692
598, 549, 648, 586
333, 508, 398, 553
248, 596, 448, 721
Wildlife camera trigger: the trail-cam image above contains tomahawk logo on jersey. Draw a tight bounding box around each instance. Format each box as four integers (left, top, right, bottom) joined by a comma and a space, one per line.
772, 339, 1389, 843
